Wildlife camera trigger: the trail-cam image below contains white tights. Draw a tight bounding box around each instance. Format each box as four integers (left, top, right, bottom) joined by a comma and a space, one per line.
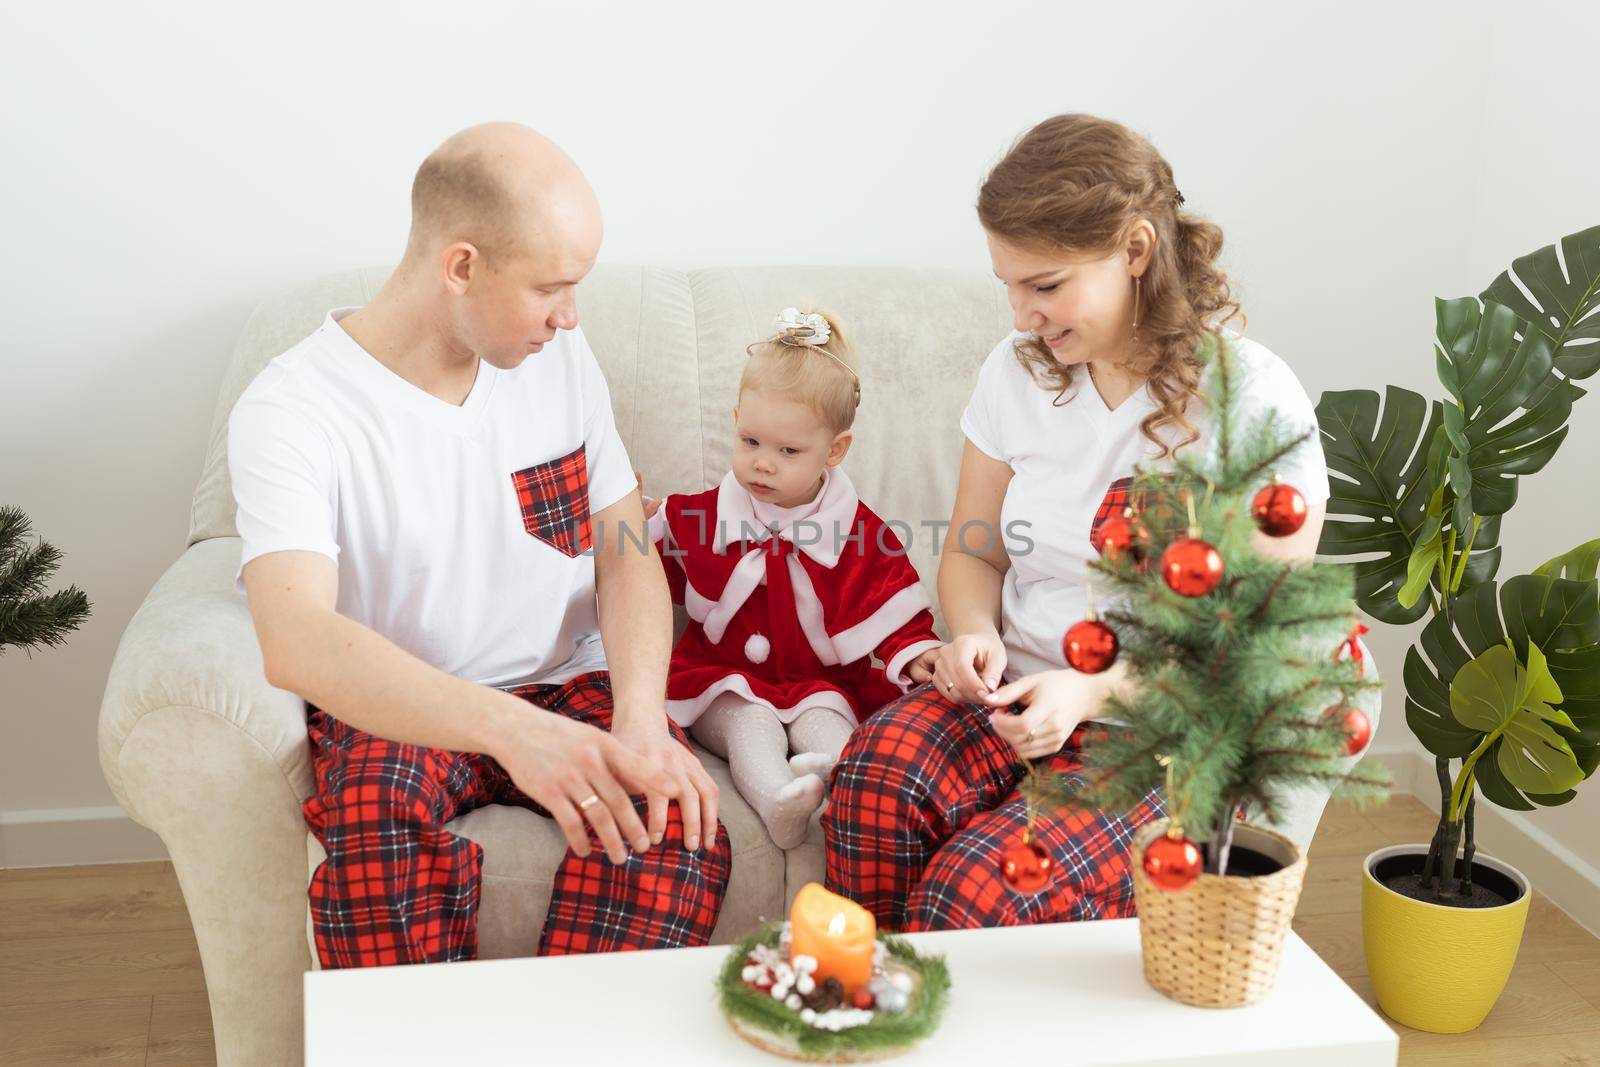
689, 693, 854, 849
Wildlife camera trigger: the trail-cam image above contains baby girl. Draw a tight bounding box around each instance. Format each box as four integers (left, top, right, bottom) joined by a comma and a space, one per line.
644, 308, 943, 847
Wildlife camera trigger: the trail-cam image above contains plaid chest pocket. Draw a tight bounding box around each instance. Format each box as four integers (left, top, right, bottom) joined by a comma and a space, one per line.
1089, 472, 1185, 555
511, 446, 593, 558
1089, 476, 1135, 553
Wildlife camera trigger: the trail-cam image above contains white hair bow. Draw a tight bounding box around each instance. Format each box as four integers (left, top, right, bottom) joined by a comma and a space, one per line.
774, 307, 831, 347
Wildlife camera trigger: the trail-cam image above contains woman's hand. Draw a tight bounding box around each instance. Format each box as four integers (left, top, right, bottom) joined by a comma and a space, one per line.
930, 632, 1008, 705
980, 669, 1093, 760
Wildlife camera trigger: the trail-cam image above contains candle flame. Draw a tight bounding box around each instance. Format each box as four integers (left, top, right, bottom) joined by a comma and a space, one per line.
828, 912, 847, 936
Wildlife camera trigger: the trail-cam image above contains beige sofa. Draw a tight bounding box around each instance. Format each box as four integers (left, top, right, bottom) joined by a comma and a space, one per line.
97, 264, 1373, 1066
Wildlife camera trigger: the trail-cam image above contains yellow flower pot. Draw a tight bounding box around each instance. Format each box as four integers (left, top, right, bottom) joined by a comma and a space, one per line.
1362, 843, 1530, 1033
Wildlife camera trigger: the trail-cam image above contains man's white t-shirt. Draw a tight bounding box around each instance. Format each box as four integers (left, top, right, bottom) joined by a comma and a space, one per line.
228, 308, 637, 689
959, 331, 1330, 685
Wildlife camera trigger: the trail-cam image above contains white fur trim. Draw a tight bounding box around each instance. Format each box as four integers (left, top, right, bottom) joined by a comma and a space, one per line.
701, 552, 768, 643
830, 583, 934, 665
682, 469, 872, 645
744, 633, 771, 663
713, 471, 765, 554
883, 639, 943, 692
710, 468, 860, 567
665, 674, 858, 728
683, 577, 716, 624
787, 557, 842, 665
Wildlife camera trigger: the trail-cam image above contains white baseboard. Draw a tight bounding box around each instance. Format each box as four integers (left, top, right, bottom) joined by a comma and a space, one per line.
1368, 746, 1600, 938
0, 806, 168, 868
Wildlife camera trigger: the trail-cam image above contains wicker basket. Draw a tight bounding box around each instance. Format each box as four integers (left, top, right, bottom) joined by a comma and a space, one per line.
1132, 819, 1308, 1008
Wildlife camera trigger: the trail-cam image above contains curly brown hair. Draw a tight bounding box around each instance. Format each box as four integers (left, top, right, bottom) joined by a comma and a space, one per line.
977, 114, 1241, 457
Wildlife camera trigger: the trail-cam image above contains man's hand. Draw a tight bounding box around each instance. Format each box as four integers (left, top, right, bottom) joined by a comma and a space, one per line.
612, 715, 720, 852
491, 699, 680, 865
980, 669, 1092, 760
930, 632, 1008, 704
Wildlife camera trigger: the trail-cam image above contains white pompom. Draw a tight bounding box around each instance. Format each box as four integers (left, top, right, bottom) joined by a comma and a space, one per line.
744, 633, 771, 664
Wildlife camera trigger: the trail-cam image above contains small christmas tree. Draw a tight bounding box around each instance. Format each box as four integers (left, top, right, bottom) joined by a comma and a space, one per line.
1032, 336, 1389, 874
0, 505, 91, 655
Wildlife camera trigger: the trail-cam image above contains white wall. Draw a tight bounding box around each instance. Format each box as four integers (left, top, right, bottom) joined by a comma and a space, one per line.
1, 0, 1591, 871
1451, 0, 1600, 916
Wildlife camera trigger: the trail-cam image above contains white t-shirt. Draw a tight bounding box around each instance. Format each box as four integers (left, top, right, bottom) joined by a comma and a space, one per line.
959, 331, 1330, 684
228, 308, 637, 689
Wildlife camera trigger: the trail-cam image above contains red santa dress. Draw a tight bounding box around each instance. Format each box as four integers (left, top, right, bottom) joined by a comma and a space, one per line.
648, 467, 942, 728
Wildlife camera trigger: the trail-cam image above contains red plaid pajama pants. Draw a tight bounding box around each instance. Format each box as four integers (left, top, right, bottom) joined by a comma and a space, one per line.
303, 671, 731, 968
822, 684, 1165, 931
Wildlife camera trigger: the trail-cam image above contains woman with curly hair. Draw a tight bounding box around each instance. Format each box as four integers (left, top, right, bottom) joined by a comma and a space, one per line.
823, 114, 1330, 930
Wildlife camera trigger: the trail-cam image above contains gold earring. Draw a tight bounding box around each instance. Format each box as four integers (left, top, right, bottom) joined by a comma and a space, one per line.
1132, 276, 1142, 340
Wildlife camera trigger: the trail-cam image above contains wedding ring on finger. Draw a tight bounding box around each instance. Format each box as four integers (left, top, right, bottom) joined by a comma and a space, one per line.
578, 793, 601, 811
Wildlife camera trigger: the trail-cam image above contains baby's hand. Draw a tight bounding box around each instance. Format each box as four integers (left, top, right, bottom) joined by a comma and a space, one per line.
634, 469, 663, 519
905, 647, 942, 685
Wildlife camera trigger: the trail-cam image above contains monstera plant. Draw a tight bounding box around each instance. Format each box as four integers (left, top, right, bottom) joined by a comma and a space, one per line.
1317, 224, 1600, 899
1315, 225, 1600, 1033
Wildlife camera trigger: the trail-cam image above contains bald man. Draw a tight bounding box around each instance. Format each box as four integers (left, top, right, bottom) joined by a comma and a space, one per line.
229, 124, 729, 967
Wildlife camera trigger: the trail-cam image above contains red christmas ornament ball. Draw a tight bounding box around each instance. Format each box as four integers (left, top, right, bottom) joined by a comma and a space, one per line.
1143, 831, 1203, 892
1160, 537, 1225, 597
1099, 509, 1150, 564
1000, 838, 1054, 893
849, 988, 876, 1010
1251, 482, 1309, 537
1325, 704, 1372, 756
1063, 617, 1119, 674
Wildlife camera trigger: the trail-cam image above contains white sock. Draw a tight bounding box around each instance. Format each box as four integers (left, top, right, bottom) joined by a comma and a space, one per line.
788, 752, 836, 779
691, 694, 820, 849
785, 706, 853, 787
766, 774, 826, 849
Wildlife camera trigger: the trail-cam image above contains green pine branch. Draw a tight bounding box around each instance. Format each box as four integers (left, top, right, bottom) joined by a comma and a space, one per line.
0, 505, 91, 655
1034, 336, 1393, 851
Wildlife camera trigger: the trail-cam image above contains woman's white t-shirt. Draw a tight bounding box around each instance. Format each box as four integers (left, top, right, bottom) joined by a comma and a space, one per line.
228, 308, 637, 690
959, 331, 1330, 684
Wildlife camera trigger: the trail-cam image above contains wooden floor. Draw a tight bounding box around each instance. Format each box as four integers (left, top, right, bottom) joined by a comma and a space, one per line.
1, 795, 1596, 1065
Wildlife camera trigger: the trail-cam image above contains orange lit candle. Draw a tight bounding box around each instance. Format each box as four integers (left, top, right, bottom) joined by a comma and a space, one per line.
789, 882, 876, 993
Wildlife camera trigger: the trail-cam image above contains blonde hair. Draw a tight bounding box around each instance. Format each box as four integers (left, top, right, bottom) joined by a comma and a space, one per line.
977, 113, 1242, 457
740, 308, 862, 434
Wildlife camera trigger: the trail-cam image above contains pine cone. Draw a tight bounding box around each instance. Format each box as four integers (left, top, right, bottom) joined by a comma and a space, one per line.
801, 976, 844, 1013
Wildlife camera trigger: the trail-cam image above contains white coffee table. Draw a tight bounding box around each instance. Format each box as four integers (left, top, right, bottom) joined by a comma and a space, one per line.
304, 919, 1397, 1065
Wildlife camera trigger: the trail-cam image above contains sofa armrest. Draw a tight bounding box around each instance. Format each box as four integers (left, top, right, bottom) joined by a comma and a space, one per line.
98, 536, 313, 1067
99, 537, 311, 815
